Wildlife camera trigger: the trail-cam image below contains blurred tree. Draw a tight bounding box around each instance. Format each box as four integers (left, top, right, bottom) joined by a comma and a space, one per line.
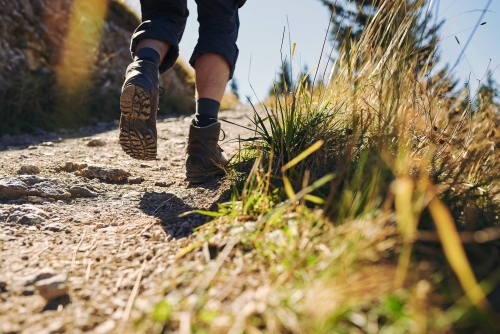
270, 59, 292, 95
319, 0, 377, 47
321, 0, 444, 76
230, 78, 239, 99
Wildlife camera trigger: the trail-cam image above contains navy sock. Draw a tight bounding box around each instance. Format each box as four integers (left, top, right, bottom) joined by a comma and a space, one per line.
134, 47, 161, 67
195, 98, 220, 127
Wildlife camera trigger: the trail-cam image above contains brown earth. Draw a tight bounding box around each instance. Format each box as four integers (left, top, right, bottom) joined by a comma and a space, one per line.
0, 106, 255, 333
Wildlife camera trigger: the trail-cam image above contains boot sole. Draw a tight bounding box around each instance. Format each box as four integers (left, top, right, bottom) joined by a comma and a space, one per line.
119, 85, 157, 160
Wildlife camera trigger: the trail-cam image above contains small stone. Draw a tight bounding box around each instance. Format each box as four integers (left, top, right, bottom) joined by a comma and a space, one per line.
40, 141, 54, 147
0, 178, 29, 198
0, 281, 7, 292
34, 181, 71, 200
93, 320, 116, 334
122, 191, 141, 199
72, 214, 94, 224
0, 323, 20, 333
69, 186, 97, 198
196, 188, 205, 193
18, 165, 40, 175
28, 196, 44, 203
154, 181, 173, 187
22, 287, 36, 296
62, 162, 88, 173
18, 213, 45, 225
18, 175, 48, 185
0, 210, 8, 221
35, 273, 69, 301
21, 255, 28, 260
142, 232, 152, 239
159, 166, 167, 171
76, 166, 130, 183
140, 163, 152, 168
87, 139, 105, 147
128, 176, 144, 185
0, 234, 17, 241
46, 222, 65, 232
14, 204, 49, 218
46, 320, 64, 333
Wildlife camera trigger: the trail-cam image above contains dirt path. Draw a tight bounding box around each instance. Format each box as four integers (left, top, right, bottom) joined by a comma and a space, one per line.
0, 106, 255, 333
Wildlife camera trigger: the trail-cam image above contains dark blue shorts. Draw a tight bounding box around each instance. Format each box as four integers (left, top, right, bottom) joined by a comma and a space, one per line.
131, 0, 245, 79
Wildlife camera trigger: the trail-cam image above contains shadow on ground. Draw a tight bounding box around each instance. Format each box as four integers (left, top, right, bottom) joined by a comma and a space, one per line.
139, 179, 232, 239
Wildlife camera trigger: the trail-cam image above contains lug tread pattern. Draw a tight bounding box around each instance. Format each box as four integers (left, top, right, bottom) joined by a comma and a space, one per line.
119, 85, 157, 160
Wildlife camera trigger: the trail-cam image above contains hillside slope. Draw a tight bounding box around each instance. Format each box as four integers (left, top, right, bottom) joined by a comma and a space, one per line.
0, 0, 195, 134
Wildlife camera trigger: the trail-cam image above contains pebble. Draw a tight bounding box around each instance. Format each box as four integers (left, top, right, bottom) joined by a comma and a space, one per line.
93, 319, 116, 334
34, 181, 71, 200
22, 287, 36, 296
35, 273, 69, 301
154, 181, 174, 187
69, 186, 98, 198
0, 178, 29, 198
18, 165, 40, 175
62, 162, 88, 172
27, 196, 44, 203
128, 176, 144, 185
0, 234, 17, 241
17, 213, 45, 225
76, 165, 130, 183
18, 175, 48, 185
46, 222, 65, 232
87, 139, 106, 147
40, 141, 55, 147
72, 214, 94, 224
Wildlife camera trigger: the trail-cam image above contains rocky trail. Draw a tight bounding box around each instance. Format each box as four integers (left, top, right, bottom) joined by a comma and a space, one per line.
0, 106, 254, 333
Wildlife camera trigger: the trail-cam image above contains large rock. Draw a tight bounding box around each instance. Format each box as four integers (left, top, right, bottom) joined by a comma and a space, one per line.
0, 177, 71, 200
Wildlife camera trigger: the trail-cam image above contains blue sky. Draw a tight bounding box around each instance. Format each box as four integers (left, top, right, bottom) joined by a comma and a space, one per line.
124, 0, 500, 102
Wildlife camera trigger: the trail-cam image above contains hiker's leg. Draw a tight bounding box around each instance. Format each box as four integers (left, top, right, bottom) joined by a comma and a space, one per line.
120, 0, 189, 160
131, 0, 189, 73
190, 0, 240, 126
185, 0, 241, 183
190, 0, 240, 81
195, 53, 230, 103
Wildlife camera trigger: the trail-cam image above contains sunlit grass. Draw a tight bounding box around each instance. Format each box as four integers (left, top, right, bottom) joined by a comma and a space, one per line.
134, 0, 500, 332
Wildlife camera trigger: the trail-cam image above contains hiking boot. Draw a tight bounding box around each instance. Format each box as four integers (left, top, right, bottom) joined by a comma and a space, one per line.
185, 121, 229, 183
119, 60, 159, 160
